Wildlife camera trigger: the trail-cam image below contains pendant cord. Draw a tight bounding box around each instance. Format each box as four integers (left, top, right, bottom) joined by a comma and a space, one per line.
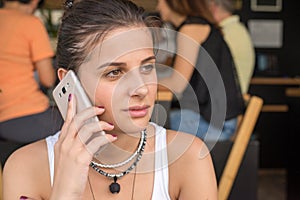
88, 175, 96, 200
131, 166, 137, 200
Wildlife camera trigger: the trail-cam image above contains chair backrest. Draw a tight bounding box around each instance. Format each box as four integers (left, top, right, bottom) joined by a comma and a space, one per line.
218, 95, 263, 200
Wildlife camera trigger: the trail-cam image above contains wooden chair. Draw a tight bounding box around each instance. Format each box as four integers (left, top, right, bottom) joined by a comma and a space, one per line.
218, 95, 263, 200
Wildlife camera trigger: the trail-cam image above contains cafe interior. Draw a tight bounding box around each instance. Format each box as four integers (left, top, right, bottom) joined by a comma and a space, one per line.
1, 0, 299, 199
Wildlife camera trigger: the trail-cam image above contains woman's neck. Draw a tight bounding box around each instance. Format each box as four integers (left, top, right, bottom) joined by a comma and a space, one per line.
92, 123, 155, 167
101, 123, 154, 153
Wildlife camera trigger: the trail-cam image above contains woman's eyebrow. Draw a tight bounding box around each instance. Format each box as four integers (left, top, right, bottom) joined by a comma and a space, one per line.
97, 55, 156, 69
141, 56, 156, 64
97, 62, 124, 69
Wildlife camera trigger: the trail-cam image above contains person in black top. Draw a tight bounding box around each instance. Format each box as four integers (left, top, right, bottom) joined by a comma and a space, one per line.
157, 0, 244, 141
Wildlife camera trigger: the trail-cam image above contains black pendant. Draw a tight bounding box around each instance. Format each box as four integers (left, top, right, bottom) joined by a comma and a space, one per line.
109, 176, 120, 194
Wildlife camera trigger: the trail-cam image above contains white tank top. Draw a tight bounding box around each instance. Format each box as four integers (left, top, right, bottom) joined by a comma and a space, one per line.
46, 122, 171, 200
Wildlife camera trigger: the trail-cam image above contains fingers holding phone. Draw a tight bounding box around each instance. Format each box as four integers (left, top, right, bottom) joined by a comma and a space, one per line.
51, 93, 118, 198
59, 92, 117, 159
52, 70, 117, 158
75, 108, 116, 156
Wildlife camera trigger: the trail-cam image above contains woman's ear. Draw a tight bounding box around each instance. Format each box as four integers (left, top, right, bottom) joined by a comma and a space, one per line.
57, 68, 68, 81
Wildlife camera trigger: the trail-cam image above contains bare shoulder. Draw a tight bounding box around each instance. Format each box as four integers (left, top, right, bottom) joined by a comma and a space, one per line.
3, 139, 50, 198
166, 130, 218, 199
166, 129, 210, 163
4, 139, 48, 170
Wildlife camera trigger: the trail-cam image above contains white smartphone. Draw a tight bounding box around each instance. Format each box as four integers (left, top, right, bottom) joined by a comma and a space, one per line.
52, 70, 99, 124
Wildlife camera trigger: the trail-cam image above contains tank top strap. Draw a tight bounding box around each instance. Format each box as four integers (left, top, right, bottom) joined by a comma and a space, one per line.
150, 122, 171, 200
46, 131, 60, 186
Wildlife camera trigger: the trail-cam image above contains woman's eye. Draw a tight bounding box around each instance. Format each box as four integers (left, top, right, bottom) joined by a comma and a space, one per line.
140, 64, 155, 74
106, 69, 122, 78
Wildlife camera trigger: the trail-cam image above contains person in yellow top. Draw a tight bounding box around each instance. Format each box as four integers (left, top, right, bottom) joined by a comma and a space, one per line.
208, 0, 255, 94
0, 0, 63, 143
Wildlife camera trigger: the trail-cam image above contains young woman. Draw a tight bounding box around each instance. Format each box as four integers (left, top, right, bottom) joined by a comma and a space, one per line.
3, 0, 217, 199
157, 0, 244, 141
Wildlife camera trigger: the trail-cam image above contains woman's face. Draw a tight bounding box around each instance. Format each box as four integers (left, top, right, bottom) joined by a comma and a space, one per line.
156, 0, 173, 22
78, 27, 157, 134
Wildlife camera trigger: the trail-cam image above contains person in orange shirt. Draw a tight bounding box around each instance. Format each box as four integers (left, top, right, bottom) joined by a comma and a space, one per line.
0, 0, 63, 143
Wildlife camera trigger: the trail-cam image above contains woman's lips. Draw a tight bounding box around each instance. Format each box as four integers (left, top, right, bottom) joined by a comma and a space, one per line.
126, 105, 150, 118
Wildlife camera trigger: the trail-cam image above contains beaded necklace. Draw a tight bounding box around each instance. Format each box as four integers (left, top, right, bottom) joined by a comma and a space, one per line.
90, 129, 146, 194
91, 130, 146, 169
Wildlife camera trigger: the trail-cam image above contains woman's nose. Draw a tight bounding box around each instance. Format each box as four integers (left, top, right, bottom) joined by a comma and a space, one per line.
126, 69, 149, 98
130, 77, 149, 98
131, 83, 149, 98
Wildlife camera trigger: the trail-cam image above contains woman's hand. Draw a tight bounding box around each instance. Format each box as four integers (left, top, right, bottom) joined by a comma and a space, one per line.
50, 94, 117, 199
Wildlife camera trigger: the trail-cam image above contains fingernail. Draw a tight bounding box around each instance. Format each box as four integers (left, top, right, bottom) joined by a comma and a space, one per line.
20, 196, 28, 200
68, 93, 72, 102
108, 122, 114, 126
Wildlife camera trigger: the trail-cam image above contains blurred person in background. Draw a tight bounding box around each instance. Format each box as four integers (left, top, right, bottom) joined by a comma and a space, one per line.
208, 0, 255, 94
157, 0, 244, 141
0, 0, 63, 144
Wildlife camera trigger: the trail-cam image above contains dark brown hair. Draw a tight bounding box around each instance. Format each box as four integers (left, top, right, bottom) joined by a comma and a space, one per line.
56, 0, 160, 72
165, 0, 217, 25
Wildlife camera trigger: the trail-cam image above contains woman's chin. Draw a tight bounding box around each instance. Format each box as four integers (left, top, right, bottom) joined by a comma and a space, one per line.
116, 119, 150, 134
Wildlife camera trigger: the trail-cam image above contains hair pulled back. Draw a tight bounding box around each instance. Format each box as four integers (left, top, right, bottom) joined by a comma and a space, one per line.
56, 0, 159, 72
